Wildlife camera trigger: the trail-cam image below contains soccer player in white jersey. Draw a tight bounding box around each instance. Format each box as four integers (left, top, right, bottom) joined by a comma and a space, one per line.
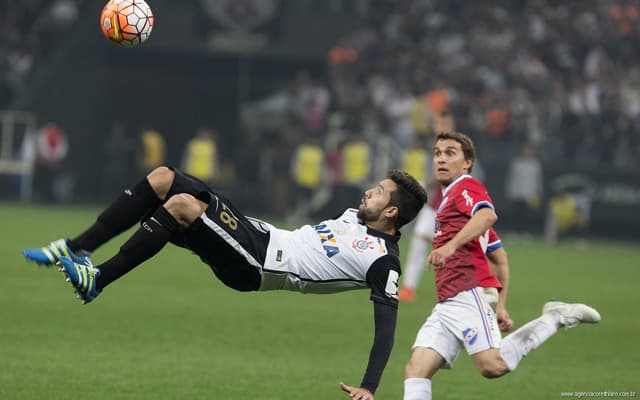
402, 132, 601, 400
24, 166, 428, 400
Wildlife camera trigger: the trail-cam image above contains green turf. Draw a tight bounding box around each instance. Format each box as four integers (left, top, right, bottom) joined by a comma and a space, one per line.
1, 203, 638, 399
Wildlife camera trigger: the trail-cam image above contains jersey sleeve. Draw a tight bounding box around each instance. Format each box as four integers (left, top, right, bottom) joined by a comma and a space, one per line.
366, 255, 400, 308
486, 228, 503, 253
453, 178, 495, 217
359, 301, 397, 393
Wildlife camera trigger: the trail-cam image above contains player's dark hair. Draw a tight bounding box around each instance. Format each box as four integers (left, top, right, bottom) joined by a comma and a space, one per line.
435, 131, 476, 173
386, 170, 428, 230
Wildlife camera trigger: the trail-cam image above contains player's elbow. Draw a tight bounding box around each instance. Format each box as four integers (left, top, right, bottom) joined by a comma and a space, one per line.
476, 207, 497, 226
487, 209, 498, 225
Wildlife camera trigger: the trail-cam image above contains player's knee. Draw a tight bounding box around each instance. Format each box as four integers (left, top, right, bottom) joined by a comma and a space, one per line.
478, 361, 508, 379
404, 359, 422, 378
166, 193, 199, 210
405, 348, 445, 379
473, 349, 509, 379
404, 357, 435, 379
147, 166, 174, 199
165, 193, 205, 224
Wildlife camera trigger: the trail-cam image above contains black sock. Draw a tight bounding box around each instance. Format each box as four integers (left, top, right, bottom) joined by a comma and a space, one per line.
68, 178, 161, 253
96, 207, 180, 290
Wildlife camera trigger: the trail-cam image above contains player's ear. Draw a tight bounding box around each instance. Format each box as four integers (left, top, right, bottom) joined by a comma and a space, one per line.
383, 205, 398, 220
463, 158, 473, 173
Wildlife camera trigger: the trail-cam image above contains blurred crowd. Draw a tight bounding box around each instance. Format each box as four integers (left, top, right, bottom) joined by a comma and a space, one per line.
0, 0, 80, 108
327, 0, 640, 169
2, 0, 638, 239
237, 0, 640, 234
245, 0, 640, 177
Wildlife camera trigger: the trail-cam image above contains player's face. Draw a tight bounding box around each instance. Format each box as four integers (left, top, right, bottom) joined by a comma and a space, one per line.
433, 139, 473, 185
357, 179, 398, 222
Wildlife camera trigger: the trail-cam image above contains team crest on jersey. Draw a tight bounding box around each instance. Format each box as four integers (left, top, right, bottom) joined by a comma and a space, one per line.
351, 236, 374, 253
462, 328, 478, 345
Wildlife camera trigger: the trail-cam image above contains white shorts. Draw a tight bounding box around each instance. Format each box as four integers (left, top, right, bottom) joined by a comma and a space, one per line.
411, 287, 501, 368
413, 206, 436, 239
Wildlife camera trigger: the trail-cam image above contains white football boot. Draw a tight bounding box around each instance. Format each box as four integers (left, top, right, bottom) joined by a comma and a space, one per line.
542, 300, 601, 329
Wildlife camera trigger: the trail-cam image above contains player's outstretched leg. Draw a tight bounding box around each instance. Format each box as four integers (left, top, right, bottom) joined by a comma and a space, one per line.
499, 300, 600, 372
23, 170, 165, 268
542, 300, 601, 328
58, 256, 101, 304
56, 196, 187, 304
24, 239, 92, 267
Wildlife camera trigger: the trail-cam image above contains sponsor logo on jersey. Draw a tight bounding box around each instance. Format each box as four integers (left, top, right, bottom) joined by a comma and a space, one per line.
462, 328, 478, 345
351, 236, 374, 253
312, 223, 340, 258
385, 270, 399, 299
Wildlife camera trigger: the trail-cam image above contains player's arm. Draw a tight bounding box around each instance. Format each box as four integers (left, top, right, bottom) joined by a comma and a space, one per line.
340, 301, 396, 400
340, 260, 399, 399
362, 301, 397, 391
487, 246, 513, 331
427, 207, 497, 266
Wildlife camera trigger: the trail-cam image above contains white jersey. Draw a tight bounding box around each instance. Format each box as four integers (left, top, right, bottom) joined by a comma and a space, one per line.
260, 209, 401, 307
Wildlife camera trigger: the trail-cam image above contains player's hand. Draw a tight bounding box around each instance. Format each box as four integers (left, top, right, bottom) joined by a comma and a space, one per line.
339, 382, 374, 400
426, 243, 456, 269
496, 305, 514, 332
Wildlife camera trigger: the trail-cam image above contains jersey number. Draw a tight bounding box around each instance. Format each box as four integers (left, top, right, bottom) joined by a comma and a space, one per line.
220, 203, 238, 230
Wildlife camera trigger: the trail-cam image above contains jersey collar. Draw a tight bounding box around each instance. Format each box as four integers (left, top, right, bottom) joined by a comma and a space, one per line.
442, 174, 472, 197
355, 210, 400, 242
366, 226, 401, 243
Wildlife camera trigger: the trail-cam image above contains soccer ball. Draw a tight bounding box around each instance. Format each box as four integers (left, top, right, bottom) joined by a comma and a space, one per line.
100, 0, 154, 47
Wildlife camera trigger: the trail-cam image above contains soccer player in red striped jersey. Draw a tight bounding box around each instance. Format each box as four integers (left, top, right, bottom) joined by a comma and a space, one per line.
402, 132, 601, 400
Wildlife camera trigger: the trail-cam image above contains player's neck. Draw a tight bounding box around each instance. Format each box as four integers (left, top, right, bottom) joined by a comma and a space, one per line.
441, 172, 468, 188
365, 221, 396, 236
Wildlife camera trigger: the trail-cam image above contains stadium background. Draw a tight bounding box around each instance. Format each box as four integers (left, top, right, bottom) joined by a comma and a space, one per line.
1, 1, 639, 399
1, 0, 639, 240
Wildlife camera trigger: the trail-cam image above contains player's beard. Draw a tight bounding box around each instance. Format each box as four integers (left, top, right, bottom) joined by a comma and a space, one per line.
357, 206, 381, 222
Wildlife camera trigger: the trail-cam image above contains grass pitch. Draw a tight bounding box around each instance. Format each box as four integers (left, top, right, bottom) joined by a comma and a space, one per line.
0, 203, 638, 399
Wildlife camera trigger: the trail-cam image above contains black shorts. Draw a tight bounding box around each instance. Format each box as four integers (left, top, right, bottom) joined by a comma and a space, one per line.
165, 168, 269, 292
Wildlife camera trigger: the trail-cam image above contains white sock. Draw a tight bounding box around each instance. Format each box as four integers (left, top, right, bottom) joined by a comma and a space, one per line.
499, 314, 558, 371
404, 377, 432, 400
402, 235, 430, 290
